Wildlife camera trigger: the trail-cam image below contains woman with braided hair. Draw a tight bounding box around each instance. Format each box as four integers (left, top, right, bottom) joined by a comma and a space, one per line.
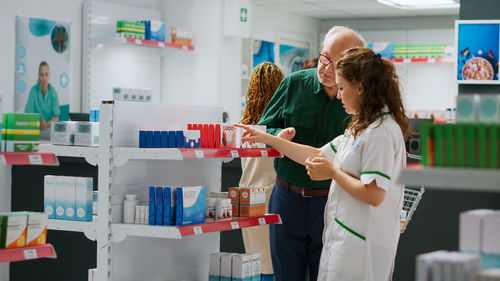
236, 47, 410, 281
239, 62, 284, 281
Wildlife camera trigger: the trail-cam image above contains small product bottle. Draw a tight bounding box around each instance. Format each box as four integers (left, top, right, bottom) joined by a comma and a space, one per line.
123, 194, 138, 224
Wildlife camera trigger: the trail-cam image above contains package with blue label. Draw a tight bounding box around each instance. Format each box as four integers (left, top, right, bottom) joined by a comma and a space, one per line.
176, 186, 206, 226
184, 130, 201, 148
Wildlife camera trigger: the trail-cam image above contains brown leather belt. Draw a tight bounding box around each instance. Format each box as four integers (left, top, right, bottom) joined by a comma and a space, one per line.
275, 176, 330, 198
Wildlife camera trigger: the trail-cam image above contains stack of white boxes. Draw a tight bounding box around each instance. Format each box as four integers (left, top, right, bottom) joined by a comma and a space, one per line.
44, 175, 93, 221
416, 250, 481, 281
51, 121, 99, 147
210, 252, 261, 281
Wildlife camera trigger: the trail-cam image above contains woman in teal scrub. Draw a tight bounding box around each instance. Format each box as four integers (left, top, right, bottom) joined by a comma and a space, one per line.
25, 61, 60, 130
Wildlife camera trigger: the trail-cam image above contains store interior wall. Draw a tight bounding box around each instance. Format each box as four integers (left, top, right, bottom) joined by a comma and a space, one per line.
320, 16, 458, 112
159, 0, 319, 124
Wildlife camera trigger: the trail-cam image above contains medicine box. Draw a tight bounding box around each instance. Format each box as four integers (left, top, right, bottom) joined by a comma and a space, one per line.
459, 209, 495, 252
26, 212, 48, 246
478, 94, 500, 123
1, 113, 40, 152
54, 176, 66, 220
63, 177, 76, 220
184, 130, 201, 148
74, 122, 99, 146
482, 211, 500, 255
228, 187, 240, 217
44, 175, 56, 219
457, 94, 478, 123
50, 121, 77, 145
156, 187, 164, 225
221, 125, 236, 148
0, 213, 28, 249
232, 254, 252, 281
75, 177, 93, 221
209, 253, 222, 281
251, 253, 261, 281
220, 253, 234, 281
236, 125, 266, 148
163, 187, 172, 226
239, 187, 266, 217
149, 20, 166, 42
176, 186, 206, 226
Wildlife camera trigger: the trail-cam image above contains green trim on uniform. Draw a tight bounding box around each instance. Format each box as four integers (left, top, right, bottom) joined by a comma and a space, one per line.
335, 217, 366, 241
361, 171, 391, 180
329, 141, 337, 153
376, 112, 391, 119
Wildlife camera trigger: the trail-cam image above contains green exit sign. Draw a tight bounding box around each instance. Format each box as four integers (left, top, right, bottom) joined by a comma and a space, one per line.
240, 8, 247, 22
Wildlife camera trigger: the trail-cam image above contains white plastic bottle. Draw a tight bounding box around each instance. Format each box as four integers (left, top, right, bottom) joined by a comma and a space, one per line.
123, 194, 138, 224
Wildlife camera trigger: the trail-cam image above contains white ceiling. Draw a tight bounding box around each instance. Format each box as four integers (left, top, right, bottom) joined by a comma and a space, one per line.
252, 0, 460, 19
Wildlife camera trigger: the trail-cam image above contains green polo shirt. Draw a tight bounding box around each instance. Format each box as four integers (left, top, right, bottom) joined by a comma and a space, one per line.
258, 68, 349, 189
25, 84, 60, 122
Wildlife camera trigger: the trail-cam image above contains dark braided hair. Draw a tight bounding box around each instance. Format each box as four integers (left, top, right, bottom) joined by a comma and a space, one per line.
241, 62, 284, 125
334, 47, 411, 138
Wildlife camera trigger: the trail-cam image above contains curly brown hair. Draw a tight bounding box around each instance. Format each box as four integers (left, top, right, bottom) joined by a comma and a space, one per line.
240, 62, 285, 125
334, 47, 411, 138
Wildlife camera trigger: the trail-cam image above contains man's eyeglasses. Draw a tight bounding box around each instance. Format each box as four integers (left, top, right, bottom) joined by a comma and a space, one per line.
319, 53, 334, 67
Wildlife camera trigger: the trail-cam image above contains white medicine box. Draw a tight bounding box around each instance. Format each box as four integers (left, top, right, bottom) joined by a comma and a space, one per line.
50, 121, 77, 145
75, 122, 99, 146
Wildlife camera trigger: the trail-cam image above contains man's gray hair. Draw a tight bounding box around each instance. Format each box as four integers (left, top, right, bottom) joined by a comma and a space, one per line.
321, 26, 366, 49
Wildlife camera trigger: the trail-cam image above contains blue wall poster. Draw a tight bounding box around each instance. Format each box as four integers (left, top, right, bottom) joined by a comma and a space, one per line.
279, 44, 308, 75
253, 40, 275, 69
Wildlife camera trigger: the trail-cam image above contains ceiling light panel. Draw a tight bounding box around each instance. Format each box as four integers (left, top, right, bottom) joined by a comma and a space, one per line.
377, 0, 459, 9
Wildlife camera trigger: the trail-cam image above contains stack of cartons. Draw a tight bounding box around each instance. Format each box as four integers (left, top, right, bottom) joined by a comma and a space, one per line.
1, 113, 40, 152
239, 187, 266, 217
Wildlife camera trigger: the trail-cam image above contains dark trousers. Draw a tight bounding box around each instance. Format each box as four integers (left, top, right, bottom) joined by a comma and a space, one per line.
268, 182, 328, 281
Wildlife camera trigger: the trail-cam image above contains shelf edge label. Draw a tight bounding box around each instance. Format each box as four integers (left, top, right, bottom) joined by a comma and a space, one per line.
258, 217, 266, 225
28, 154, 43, 165
195, 150, 204, 158
193, 226, 203, 234
23, 249, 38, 260
230, 221, 239, 229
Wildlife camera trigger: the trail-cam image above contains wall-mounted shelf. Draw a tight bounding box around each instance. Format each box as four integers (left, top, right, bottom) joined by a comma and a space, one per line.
0, 244, 57, 263
112, 147, 282, 166
39, 144, 99, 166
389, 57, 454, 64
400, 164, 500, 192
48, 219, 97, 241
111, 214, 282, 242
0, 152, 59, 166
92, 38, 194, 51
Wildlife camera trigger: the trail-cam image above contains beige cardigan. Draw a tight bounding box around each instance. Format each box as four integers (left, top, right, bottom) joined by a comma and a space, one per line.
239, 157, 276, 274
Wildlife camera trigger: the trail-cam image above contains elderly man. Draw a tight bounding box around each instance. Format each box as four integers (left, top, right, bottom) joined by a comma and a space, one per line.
258, 26, 366, 281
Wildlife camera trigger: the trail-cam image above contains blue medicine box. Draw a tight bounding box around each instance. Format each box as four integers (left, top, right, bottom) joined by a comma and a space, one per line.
156, 187, 164, 225
146, 131, 153, 148
149, 186, 155, 225
139, 131, 146, 148
168, 131, 176, 148
160, 131, 168, 148
176, 186, 206, 226
176, 131, 184, 148
184, 130, 201, 148
153, 131, 161, 148
163, 187, 171, 225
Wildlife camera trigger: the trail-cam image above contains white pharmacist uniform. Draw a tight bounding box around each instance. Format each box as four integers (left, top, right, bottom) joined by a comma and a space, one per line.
317, 109, 406, 281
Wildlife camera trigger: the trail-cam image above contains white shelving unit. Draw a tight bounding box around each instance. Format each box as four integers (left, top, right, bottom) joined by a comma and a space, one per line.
47, 218, 97, 241
400, 165, 500, 193
40, 101, 282, 281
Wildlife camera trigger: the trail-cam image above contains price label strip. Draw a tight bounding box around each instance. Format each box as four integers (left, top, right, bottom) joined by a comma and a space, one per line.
230, 221, 239, 229
23, 249, 38, 260
258, 218, 266, 225
195, 150, 204, 158
193, 226, 203, 235
28, 154, 43, 165
231, 150, 239, 158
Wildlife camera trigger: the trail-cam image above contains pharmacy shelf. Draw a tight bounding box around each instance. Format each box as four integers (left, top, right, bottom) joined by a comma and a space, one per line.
0, 152, 59, 166
389, 57, 454, 64
0, 244, 57, 263
92, 38, 194, 51
113, 147, 282, 166
39, 144, 99, 166
48, 218, 97, 241
457, 80, 500, 85
111, 214, 282, 242
400, 164, 500, 193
